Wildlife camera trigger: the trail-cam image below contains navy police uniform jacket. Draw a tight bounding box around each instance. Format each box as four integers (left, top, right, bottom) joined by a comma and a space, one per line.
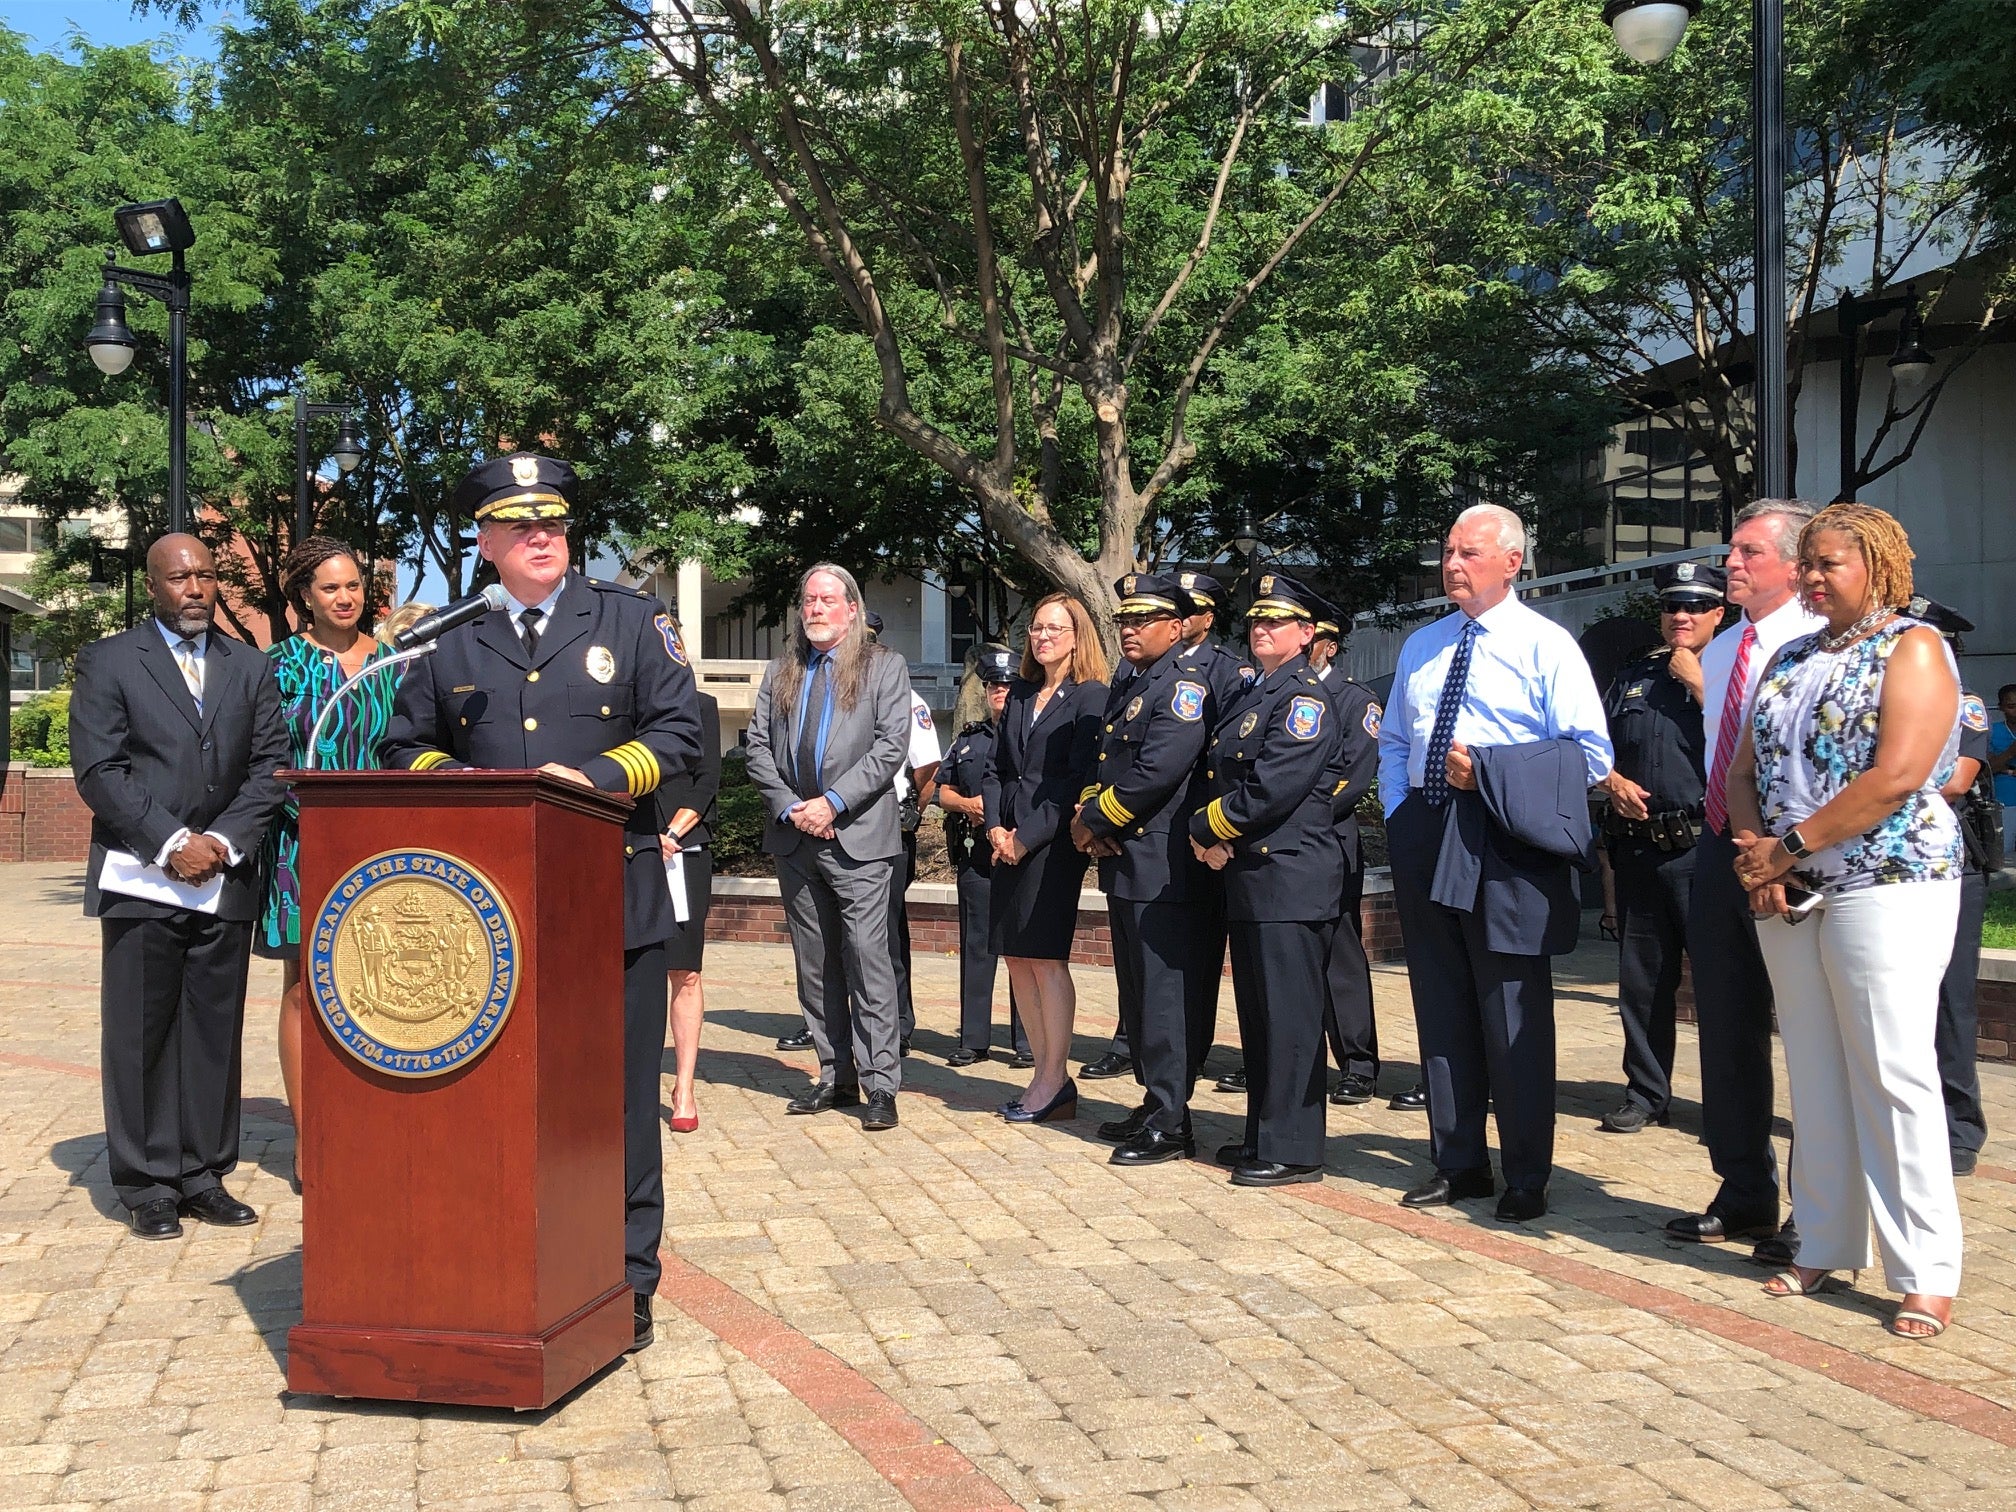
1079, 645, 1214, 904
1177, 638, 1254, 715
1187, 652, 1344, 922
1317, 670, 1380, 872
938, 719, 999, 875
1602, 648, 1706, 814
382, 572, 704, 950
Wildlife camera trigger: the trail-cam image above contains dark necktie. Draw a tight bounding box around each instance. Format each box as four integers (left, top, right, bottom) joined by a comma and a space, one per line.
1422, 619, 1480, 806
518, 607, 542, 661
795, 654, 829, 797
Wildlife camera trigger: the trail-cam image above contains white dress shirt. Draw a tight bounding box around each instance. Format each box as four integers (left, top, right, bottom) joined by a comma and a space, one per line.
1699, 594, 1823, 760
1377, 594, 1613, 816
501, 581, 566, 640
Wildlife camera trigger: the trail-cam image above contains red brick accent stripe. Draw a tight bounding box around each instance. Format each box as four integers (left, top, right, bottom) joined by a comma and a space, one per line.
1286, 1181, 2016, 1450
655, 1253, 1019, 1512
0, 1051, 100, 1081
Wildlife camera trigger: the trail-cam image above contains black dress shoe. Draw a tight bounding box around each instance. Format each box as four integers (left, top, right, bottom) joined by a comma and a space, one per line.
1496, 1187, 1548, 1222
1751, 1220, 1800, 1267
786, 1083, 861, 1115
1400, 1168, 1494, 1208
1329, 1074, 1376, 1106
1230, 1158, 1323, 1187
946, 1048, 985, 1068
1010, 1050, 1035, 1068
775, 1029, 815, 1051
1215, 1142, 1256, 1168
1081, 1052, 1132, 1079
128, 1198, 182, 1241
1111, 1127, 1194, 1166
181, 1187, 257, 1227
1388, 1084, 1428, 1112
1600, 1101, 1657, 1134
900, 1037, 912, 1058
1663, 1209, 1777, 1243
629, 1293, 654, 1353
1214, 1068, 1248, 1093
1953, 1147, 1979, 1177
1096, 1103, 1151, 1143
861, 1091, 899, 1130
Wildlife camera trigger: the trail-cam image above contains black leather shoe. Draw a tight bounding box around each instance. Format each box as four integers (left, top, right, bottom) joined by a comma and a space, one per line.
1953, 1147, 1979, 1177
629, 1292, 654, 1352
1214, 1068, 1248, 1093
775, 1029, 814, 1051
128, 1198, 182, 1240
1663, 1209, 1778, 1243
1751, 1219, 1800, 1267
900, 1037, 912, 1059
1388, 1084, 1428, 1112
1329, 1074, 1375, 1106
1080, 1052, 1132, 1080
1496, 1187, 1548, 1222
181, 1187, 256, 1227
1215, 1142, 1256, 1168
786, 1083, 861, 1115
1111, 1127, 1194, 1165
1010, 1050, 1035, 1068
861, 1092, 899, 1130
1600, 1101, 1653, 1133
1400, 1168, 1494, 1208
1096, 1104, 1151, 1143
946, 1047, 985, 1068
1230, 1158, 1323, 1187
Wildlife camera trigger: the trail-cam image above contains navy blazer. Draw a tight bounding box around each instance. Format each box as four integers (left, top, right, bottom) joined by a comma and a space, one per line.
982, 675, 1105, 857
1429, 736, 1593, 956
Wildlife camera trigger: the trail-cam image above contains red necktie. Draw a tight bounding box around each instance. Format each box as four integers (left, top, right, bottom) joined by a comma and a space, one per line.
1703, 623, 1756, 835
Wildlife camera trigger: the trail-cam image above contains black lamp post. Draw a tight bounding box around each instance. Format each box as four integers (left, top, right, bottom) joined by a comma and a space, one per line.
1605, 0, 1789, 505
85, 200, 197, 534
294, 394, 366, 540
1835, 283, 1934, 501
86, 534, 137, 630
1227, 507, 1267, 617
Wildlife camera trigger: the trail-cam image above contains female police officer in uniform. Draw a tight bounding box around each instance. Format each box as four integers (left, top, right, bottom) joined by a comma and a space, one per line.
382, 453, 703, 1352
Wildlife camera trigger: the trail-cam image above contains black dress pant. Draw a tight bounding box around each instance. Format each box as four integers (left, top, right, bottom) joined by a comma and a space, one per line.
1611, 839, 1695, 1118
1685, 825, 1780, 1220
1228, 919, 1331, 1167
100, 912, 254, 1210
1112, 899, 1205, 1135
624, 940, 670, 1295
894, 829, 918, 1040
1321, 865, 1378, 1081
1937, 867, 1988, 1158
1106, 881, 1227, 1078
956, 864, 1029, 1055
1388, 796, 1556, 1191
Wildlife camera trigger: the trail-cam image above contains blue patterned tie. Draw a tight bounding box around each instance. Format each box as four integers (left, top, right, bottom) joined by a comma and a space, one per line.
1422, 619, 1480, 806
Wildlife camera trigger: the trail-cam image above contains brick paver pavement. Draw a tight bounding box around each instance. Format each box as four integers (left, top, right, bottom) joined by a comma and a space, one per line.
3, 860, 2015, 1511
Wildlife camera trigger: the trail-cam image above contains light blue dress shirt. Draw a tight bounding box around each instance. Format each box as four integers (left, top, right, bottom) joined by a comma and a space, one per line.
1377, 595, 1613, 816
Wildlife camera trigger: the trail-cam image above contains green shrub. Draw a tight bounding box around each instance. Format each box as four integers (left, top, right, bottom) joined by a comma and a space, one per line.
9, 688, 71, 768
712, 750, 774, 875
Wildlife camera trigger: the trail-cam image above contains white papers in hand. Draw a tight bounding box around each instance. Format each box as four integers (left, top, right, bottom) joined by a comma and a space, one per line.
664, 846, 691, 924
97, 849, 223, 914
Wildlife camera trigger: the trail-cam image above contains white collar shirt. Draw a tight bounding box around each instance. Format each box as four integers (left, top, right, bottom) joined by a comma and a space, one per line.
1699, 594, 1823, 756
500, 581, 567, 641
1376, 593, 1613, 815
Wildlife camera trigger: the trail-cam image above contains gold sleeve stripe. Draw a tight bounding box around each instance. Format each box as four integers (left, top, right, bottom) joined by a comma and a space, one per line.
605, 742, 646, 795
604, 741, 662, 796
1206, 797, 1241, 841
1098, 789, 1134, 827
1079, 784, 1101, 803
410, 750, 452, 772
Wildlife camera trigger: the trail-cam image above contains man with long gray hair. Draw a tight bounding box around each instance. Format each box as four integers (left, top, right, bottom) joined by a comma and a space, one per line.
746, 563, 914, 1129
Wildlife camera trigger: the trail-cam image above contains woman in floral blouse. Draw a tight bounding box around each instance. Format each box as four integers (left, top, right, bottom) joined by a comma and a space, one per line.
1726, 502, 1964, 1341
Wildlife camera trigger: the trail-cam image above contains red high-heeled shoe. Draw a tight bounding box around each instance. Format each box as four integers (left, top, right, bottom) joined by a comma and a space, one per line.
668, 1107, 699, 1134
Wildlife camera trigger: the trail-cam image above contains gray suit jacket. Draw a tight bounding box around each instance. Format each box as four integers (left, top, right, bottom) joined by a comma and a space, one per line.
69, 621, 290, 922
746, 643, 910, 861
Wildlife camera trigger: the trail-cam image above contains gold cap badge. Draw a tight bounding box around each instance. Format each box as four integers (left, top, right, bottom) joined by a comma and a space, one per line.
511, 455, 541, 486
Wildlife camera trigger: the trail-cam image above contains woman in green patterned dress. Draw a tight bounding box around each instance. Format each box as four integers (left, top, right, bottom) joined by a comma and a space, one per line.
257, 538, 403, 1191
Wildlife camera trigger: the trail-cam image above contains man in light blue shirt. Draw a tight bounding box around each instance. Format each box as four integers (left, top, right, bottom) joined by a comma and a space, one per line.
1378, 504, 1612, 1222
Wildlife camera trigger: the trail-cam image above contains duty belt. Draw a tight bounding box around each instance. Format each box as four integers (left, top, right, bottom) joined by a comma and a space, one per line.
1603, 808, 1700, 852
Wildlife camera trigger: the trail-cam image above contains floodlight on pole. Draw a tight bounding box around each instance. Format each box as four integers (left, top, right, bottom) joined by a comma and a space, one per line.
1602, 0, 1700, 64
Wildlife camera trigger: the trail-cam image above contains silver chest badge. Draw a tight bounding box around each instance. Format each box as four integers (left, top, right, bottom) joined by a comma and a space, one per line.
585, 645, 616, 683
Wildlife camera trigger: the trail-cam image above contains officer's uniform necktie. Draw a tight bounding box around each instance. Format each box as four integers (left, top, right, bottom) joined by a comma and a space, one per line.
518, 607, 542, 661
795, 655, 829, 798
1422, 619, 1480, 806
174, 639, 204, 713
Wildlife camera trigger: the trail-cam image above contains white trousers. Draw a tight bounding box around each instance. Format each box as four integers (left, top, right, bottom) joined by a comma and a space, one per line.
1756, 879, 1963, 1295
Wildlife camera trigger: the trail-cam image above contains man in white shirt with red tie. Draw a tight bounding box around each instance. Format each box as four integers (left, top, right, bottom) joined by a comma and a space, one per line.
1666, 499, 1821, 1258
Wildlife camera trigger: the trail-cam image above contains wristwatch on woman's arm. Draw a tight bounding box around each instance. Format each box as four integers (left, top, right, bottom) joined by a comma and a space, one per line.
1782, 827, 1812, 861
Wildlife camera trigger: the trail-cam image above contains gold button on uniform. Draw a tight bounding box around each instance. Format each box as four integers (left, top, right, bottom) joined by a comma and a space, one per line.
527, 670, 540, 682
625, 845, 635, 856
524, 717, 538, 731
601, 705, 611, 716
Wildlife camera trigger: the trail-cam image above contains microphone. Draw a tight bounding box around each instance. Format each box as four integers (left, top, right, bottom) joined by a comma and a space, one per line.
390, 584, 508, 651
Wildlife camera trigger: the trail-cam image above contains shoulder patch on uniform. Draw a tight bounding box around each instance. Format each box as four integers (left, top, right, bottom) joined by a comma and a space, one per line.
654, 612, 689, 667
1238, 664, 1258, 687
1286, 695, 1325, 741
1171, 681, 1206, 722
1363, 701, 1382, 738
1963, 693, 1989, 732
914, 704, 933, 731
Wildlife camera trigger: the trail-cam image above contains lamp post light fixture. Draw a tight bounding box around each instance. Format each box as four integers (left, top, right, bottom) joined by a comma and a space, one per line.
85, 200, 197, 533
294, 393, 366, 541
1835, 284, 1935, 500
1602, 0, 1700, 64
85, 537, 137, 630
1887, 296, 1935, 388
1230, 508, 1264, 559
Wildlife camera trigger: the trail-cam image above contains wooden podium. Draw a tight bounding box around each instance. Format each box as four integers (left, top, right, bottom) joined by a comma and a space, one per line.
283, 770, 636, 1410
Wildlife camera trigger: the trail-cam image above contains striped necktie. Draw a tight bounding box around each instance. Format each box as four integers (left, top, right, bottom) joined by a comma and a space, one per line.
1703, 623, 1757, 835
1422, 619, 1480, 806
174, 639, 204, 712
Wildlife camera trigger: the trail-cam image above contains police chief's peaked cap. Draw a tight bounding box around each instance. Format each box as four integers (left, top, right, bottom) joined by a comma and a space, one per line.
455, 452, 576, 523
1908, 595, 1974, 637
1653, 560, 1726, 607
1313, 619, 1342, 641
1113, 571, 1201, 620
1175, 570, 1229, 613
1246, 571, 1325, 623
976, 645, 1017, 684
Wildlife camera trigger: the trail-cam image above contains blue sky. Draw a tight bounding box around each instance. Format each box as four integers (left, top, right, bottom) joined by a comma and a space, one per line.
4, 2, 231, 58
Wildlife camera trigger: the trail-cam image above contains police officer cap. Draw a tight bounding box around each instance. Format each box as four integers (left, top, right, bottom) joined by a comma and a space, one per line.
865, 611, 885, 637
975, 645, 1016, 685
1313, 618, 1342, 643
1907, 595, 1974, 637
1113, 571, 1201, 619
1175, 570, 1228, 613
455, 452, 575, 524
1654, 560, 1726, 608
1246, 570, 1323, 623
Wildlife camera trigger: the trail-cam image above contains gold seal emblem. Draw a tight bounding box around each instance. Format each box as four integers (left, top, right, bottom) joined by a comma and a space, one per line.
1258, 574, 1275, 596
585, 645, 615, 683
1239, 712, 1259, 738
510, 455, 540, 486
1126, 695, 1143, 721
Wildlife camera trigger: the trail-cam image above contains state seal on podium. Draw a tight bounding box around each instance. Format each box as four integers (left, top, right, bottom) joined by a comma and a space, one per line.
309, 848, 520, 1078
